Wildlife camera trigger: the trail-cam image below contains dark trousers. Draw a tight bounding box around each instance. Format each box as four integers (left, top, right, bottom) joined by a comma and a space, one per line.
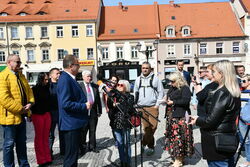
63, 128, 81, 167
2, 119, 30, 167
80, 117, 98, 150
49, 120, 65, 155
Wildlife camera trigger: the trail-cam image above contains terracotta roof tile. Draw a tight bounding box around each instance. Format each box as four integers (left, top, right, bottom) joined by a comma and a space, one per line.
0, 0, 101, 22
98, 4, 159, 41
159, 2, 244, 39
241, 0, 250, 12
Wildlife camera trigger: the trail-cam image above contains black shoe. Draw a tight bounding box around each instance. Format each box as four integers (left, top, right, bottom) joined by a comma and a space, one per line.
89, 148, 99, 153
79, 148, 87, 156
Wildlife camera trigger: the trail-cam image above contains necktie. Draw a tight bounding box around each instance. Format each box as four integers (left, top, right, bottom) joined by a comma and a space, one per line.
15, 72, 27, 106
86, 84, 94, 105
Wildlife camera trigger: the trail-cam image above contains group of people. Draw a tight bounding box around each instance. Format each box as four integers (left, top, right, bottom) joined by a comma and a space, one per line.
0, 53, 247, 167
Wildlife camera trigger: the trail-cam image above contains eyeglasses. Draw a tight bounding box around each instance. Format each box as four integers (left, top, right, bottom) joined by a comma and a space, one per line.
117, 84, 124, 87
14, 61, 22, 64
72, 63, 80, 67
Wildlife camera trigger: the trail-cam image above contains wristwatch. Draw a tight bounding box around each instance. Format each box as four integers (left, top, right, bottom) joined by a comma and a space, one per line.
196, 82, 202, 86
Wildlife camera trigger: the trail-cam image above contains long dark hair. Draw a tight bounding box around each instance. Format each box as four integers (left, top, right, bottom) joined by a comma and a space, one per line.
36, 72, 48, 86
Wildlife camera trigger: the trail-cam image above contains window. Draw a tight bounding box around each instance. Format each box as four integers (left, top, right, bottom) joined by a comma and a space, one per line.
58, 49, 64, 60
56, 26, 63, 37
42, 50, 49, 60
72, 25, 78, 37
19, 12, 27, 16
27, 50, 35, 62
25, 27, 33, 38
102, 47, 108, 59
146, 46, 153, 58
168, 28, 174, 36
11, 27, 18, 39
41, 27, 48, 38
12, 50, 19, 56
87, 48, 93, 59
233, 42, 240, 53
216, 43, 223, 54
86, 25, 93, 36
200, 43, 207, 54
116, 47, 123, 59
73, 48, 79, 58
167, 45, 175, 56
131, 46, 138, 59
184, 44, 191, 55
0, 13, 8, 16
0, 28, 4, 39
0, 51, 5, 62
183, 29, 189, 35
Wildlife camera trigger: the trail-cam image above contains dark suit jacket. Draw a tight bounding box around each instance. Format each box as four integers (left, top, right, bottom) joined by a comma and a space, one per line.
57, 71, 88, 131
79, 82, 102, 117
183, 70, 191, 85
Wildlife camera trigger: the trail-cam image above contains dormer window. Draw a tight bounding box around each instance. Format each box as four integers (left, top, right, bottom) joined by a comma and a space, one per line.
19, 12, 27, 16
165, 25, 175, 37
181, 26, 191, 37
0, 13, 8, 16
37, 11, 47, 15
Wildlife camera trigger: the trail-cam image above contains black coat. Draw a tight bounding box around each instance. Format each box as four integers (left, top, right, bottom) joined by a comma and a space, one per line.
196, 86, 241, 161
31, 84, 51, 115
167, 85, 191, 118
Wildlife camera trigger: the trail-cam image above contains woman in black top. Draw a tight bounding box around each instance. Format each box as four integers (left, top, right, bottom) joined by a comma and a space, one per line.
107, 80, 135, 167
190, 60, 241, 167
165, 72, 194, 167
31, 72, 52, 167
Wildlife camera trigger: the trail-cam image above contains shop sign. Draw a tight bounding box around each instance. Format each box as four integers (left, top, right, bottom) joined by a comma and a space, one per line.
79, 60, 95, 66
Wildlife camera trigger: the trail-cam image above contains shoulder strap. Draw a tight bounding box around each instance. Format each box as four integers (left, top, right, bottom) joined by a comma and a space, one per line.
150, 74, 154, 89
139, 76, 142, 89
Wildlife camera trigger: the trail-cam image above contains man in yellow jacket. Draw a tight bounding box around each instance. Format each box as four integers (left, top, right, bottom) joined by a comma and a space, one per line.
0, 54, 34, 167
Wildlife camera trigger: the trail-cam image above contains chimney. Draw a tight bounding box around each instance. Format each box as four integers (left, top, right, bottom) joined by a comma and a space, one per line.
169, 0, 174, 6
118, 2, 123, 9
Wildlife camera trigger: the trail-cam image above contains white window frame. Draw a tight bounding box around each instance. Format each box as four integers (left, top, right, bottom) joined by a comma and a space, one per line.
56, 26, 63, 38
72, 48, 79, 58
86, 25, 93, 37
102, 47, 109, 59
71, 25, 79, 37
87, 48, 94, 59
131, 46, 138, 59
146, 46, 153, 58
0, 27, 4, 39
167, 44, 175, 57
116, 47, 123, 59
216, 42, 223, 54
11, 27, 19, 39
41, 26, 48, 38
58, 49, 64, 60
42, 49, 49, 61
0, 51, 5, 62
27, 50, 35, 62
25, 27, 33, 38
184, 44, 191, 56
200, 43, 207, 55
233, 42, 240, 53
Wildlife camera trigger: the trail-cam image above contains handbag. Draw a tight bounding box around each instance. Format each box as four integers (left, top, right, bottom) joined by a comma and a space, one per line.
214, 133, 239, 153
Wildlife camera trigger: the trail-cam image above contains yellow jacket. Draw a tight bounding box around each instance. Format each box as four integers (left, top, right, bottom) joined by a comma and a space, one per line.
0, 67, 34, 125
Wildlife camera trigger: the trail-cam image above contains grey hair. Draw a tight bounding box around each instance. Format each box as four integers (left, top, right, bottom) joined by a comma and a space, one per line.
7, 54, 19, 62
82, 70, 91, 77
142, 61, 151, 68
118, 80, 131, 93
214, 60, 241, 97
63, 54, 77, 69
169, 72, 187, 89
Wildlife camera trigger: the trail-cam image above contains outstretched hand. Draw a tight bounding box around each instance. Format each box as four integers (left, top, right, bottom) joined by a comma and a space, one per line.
189, 116, 198, 125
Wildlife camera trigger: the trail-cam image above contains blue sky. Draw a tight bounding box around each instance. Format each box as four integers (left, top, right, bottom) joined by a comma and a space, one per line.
103, 0, 229, 6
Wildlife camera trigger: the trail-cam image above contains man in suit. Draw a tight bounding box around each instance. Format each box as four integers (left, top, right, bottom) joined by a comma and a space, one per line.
57, 55, 91, 167
79, 70, 102, 154
177, 60, 191, 85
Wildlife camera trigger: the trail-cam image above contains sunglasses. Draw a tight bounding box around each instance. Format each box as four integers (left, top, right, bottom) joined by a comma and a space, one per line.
14, 61, 22, 64
117, 84, 124, 87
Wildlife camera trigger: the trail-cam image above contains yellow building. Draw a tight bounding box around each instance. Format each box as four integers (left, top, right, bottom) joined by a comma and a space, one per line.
0, 0, 103, 83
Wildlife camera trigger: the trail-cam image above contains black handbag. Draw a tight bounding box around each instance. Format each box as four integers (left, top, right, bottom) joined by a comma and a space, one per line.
214, 133, 239, 153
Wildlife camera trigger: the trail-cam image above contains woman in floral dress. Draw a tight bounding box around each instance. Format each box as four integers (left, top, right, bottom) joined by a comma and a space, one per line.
165, 72, 194, 167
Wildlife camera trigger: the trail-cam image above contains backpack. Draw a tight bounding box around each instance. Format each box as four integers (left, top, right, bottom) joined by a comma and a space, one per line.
240, 99, 250, 124
138, 74, 157, 92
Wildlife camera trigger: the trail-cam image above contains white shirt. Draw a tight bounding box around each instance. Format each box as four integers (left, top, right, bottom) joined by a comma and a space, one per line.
64, 70, 76, 80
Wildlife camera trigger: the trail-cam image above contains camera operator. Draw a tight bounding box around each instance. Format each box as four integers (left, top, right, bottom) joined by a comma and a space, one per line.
107, 80, 134, 167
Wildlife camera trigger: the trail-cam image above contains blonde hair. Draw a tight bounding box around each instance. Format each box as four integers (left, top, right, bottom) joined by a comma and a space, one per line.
214, 60, 241, 97
118, 80, 131, 93
169, 72, 187, 89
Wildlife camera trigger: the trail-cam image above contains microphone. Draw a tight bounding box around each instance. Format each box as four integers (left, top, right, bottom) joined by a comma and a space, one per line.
97, 80, 112, 97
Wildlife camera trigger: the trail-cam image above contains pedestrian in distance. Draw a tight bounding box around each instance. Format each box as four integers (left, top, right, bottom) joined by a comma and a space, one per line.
0, 54, 34, 167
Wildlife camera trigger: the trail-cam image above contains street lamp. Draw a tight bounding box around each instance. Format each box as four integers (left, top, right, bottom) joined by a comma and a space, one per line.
194, 54, 199, 71
136, 40, 158, 62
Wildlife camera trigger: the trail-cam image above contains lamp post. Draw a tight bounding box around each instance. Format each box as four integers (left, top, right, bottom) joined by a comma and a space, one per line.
136, 40, 158, 62
194, 54, 199, 72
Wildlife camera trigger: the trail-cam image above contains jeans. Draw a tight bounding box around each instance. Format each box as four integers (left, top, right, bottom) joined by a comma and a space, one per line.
239, 120, 250, 162
207, 156, 234, 167
114, 129, 131, 164
2, 119, 30, 167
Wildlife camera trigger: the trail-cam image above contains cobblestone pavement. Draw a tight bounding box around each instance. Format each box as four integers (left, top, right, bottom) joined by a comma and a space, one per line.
0, 105, 246, 167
